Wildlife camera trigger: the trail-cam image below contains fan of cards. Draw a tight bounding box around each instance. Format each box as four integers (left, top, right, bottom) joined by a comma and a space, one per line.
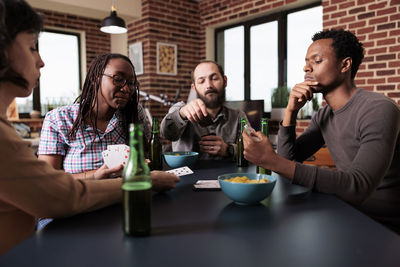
102, 144, 195, 177
102, 144, 130, 169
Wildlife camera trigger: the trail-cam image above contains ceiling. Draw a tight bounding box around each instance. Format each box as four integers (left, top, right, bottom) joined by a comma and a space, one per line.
27, 0, 142, 22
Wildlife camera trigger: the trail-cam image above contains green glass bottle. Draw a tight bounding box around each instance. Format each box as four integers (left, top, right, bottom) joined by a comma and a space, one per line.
122, 124, 152, 236
149, 118, 162, 170
257, 118, 272, 175
236, 116, 248, 167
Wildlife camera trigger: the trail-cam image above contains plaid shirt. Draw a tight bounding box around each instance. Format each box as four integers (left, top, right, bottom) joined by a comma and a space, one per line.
38, 104, 150, 174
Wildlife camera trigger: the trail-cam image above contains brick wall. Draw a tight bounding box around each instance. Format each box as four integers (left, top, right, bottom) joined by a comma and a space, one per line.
127, 0, 201, 120
37, 8, 110, 70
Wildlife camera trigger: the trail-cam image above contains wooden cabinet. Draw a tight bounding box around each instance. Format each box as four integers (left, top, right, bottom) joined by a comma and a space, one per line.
304, 146, 336, 169
8, 118, 43, 133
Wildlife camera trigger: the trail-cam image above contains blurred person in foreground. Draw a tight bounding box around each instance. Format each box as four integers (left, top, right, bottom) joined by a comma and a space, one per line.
0, 0, 177, 255
243, 29, 400, 233
160, 60, 246, 160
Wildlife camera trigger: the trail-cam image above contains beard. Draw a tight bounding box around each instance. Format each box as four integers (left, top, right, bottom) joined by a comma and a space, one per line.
195, 86, 226, 109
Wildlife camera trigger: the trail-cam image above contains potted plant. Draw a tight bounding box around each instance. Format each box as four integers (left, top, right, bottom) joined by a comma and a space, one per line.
312, 96, 319, 113
271, 86, 290, 121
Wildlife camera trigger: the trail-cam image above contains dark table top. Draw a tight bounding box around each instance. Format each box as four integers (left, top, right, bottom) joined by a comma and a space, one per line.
1, 160, 400, 267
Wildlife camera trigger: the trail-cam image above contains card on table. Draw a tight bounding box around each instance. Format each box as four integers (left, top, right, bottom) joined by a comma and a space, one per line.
193, 180, 221, 190
165, 166, 194, 176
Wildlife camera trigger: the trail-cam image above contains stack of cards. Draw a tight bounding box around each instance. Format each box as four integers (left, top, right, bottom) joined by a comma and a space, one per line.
102, 144, 130, 168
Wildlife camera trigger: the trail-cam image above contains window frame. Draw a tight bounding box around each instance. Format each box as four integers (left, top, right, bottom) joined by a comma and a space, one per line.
215, 1, 321, 115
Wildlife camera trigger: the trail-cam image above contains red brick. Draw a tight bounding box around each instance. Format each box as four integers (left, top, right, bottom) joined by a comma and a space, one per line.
388, 76, 400, 83
376, 54, 396, 61
332, 11, 347, 19
324, 5, 338, 13
389, 45, 400, 52
349, 21, 366, 28
357, 26, 375, 35
358, 11, 375, 20
390, 13, 400, 21
389, 61, 400, 67
356, 71, 374, 77
368, 2, 387, 10
331, 0, 348, 4
339, 16, 355, 24
388, 92, 400, 98
367, 78, 385, 84
357, 0, 375, 4
377, 7, 397, 16
368, 32, 387, 39
377, 38, 396, 46
377, 23, 396, 30
377, 70, 395, 76
368, 47, 387, 55
377, 85, 396, 90
339, 2, 355, 9
369, 17, 388, 25
355, 78, 366, 85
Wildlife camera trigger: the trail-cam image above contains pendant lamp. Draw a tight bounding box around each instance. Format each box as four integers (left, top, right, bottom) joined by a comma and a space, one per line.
100, 0, 127, 34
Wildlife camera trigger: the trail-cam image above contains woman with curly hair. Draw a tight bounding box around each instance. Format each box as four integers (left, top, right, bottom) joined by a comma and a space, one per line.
38, 53, 152, 179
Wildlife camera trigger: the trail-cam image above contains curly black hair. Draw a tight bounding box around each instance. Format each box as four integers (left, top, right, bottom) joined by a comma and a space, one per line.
0, 0, 43, 88
68, 53, 141, 147
312, 29, 364, 80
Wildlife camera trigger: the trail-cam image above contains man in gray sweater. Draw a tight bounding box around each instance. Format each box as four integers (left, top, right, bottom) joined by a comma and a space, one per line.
161, 61, 246, 160
243, 29, 400, 233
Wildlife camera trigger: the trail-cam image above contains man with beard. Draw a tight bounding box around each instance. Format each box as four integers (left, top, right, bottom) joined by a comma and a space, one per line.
160, 61, 246, 160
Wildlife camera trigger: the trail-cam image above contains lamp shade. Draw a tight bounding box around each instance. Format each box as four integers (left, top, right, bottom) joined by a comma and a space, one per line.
100, 10, 127, 34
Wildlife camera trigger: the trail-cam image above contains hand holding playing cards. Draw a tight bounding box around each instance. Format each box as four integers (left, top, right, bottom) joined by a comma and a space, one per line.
93, 164, 124, 180
199, 135, 229, 157
151, 171, 180, 192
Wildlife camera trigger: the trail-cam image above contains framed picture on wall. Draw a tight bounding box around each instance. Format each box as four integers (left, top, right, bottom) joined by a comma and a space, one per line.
129, 42, 143, 75
156, 42, 177, 75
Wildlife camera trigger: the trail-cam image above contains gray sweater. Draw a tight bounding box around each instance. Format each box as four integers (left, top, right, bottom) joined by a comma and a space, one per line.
160, 101, 246, 160
278, 89, 400, 232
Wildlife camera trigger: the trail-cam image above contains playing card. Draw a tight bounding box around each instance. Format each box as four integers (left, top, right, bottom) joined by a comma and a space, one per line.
102, 144, 130, 168
193, 180, 221, 190
165, 166, 194, 176
102, 150, 114, 169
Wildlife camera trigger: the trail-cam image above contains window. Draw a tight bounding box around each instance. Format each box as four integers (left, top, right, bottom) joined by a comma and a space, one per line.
216, 3, 322, 115
15, 29, 82, 117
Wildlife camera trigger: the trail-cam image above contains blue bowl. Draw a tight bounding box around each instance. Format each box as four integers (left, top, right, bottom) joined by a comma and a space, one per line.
163, 151, 199, 168
218, 173, 276, 205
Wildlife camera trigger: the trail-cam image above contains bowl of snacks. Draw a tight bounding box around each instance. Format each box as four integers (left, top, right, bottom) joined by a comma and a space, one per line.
163, 151, 199, 168
218, 173, 276, 205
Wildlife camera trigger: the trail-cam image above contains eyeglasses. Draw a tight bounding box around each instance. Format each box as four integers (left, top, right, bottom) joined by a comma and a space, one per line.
103, 73, 137, 89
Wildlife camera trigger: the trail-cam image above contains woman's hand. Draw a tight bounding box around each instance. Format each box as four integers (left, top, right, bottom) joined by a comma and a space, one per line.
151, 171, 180, 192
93, 164, 124, 179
